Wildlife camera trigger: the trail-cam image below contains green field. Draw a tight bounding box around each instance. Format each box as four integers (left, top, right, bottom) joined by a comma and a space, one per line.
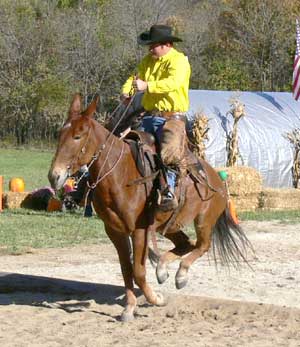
0, 209, 107, 255
0, 148, 107, 254
0, 148, 53, 191
1, 148, 300, 254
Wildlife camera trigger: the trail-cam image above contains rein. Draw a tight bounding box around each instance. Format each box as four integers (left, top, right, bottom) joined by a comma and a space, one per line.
69, 93, 138, 208
87, 138, 125, 190
71, 93, 137, 187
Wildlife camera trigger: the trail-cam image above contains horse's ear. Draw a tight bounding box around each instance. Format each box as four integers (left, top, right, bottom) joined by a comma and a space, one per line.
69, 93, 82, 116
82, 95, 100, 118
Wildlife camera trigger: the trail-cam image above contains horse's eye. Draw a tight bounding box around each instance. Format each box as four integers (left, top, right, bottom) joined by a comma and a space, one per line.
73, 135, 81, 140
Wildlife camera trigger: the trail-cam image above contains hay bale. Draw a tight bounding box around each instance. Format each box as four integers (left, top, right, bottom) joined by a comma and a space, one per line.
260, 188, 300, 210
3, 192, 30, 209
231, 193, 260, 212
217, 166, 262, 196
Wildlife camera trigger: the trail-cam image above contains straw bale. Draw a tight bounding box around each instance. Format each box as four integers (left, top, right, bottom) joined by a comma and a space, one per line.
231, 194, 260, 212
260, 188, 300, 210
216, 166, 262, 196
3, 192, 30, 209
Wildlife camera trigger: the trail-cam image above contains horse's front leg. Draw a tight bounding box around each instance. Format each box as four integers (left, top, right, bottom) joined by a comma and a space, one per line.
105, 225, 136, 322
132, 228, 165, 306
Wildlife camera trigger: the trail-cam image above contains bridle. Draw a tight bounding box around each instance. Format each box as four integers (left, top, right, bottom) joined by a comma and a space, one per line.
66, 126, 92, 180
66, 93, 137, 193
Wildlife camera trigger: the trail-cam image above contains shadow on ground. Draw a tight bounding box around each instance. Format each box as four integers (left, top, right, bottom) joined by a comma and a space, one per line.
0, 272, 141, 309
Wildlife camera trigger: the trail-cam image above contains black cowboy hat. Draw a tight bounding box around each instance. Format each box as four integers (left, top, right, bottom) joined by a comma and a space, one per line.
137, 24, 182, 45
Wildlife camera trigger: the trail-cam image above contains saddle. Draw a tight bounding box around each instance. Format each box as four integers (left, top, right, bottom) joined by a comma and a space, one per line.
123, 129, 221, 238
124, 130, 212, 205
124, 130, 157, 178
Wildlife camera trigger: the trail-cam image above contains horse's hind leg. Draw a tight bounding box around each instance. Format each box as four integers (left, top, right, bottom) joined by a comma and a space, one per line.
132, 228, 165, 307
105, 226, 136, 322
175, 214, 213, 289
156, 230, 196, 284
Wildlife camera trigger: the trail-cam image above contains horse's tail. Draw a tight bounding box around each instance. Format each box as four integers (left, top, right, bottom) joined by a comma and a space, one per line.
212, 207, 254, 269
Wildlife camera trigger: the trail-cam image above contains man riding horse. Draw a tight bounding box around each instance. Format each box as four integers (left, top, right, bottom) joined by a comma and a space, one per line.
48, 24, 252, 322
121, 24, 191, 212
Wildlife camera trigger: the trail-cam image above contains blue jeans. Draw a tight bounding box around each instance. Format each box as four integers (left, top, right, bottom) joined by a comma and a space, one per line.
139, 115, 176, 192
139, 115, 165, 140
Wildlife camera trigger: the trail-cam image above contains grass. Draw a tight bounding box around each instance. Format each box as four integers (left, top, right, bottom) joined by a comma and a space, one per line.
1, 148, 300, 254
0, 208, 107, 254
0, 148, 53, 191
2, 207, 299, 255
0, 147, 109, 254
239, 210, 300, 223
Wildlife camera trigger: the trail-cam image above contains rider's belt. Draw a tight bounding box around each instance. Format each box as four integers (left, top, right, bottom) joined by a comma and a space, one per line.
149, 111, 186, 121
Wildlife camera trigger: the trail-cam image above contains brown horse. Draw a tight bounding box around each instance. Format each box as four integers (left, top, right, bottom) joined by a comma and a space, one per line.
48, 94, 252, 321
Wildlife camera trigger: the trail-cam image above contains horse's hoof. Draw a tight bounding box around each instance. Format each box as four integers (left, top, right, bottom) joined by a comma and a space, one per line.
175, 276, 188, 289
148, 247, 159, 268
120, 310, 135, 322
155, 292, 166, 306
175, 270, 188, 290
156, 264, 169, 284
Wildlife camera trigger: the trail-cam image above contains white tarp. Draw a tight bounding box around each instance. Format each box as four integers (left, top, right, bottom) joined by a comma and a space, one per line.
188, 90, 300, 188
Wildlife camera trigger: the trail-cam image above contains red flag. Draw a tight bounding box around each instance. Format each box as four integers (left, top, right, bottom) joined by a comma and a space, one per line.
293, 19, 300, 100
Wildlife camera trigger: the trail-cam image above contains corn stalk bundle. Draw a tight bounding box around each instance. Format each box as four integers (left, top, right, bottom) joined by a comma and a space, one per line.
283, 128, 300, 188
192, 113, 209, 160
226, 98, 245, 167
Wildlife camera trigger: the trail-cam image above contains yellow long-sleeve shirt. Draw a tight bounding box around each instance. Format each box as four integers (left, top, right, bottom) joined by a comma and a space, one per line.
122, 48, 191, 112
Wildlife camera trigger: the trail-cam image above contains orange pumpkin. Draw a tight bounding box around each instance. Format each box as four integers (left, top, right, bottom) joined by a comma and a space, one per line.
9, 177, 25, 193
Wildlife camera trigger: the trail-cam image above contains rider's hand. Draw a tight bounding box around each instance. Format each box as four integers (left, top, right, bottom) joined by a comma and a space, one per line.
120, 93, 130, 102
133, 78, 148, 92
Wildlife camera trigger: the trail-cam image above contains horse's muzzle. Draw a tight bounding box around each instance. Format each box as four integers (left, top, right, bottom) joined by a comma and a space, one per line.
48, 167, 68, 190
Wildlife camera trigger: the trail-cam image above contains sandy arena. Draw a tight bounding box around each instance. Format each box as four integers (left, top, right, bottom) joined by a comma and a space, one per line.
0, 220, 299, 347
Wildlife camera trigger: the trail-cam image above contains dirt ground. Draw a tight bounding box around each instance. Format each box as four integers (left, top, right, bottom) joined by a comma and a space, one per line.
0, 220, 300, 347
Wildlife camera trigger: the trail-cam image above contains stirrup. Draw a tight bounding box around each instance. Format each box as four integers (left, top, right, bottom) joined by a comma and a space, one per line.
157, 190, 178, 212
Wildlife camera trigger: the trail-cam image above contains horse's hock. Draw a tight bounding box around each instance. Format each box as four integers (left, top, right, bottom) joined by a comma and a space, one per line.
218, 166, 300, 211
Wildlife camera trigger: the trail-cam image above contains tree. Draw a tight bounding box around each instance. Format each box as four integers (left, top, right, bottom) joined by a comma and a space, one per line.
203, 0, 298, 91
0, 1, 70, 144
